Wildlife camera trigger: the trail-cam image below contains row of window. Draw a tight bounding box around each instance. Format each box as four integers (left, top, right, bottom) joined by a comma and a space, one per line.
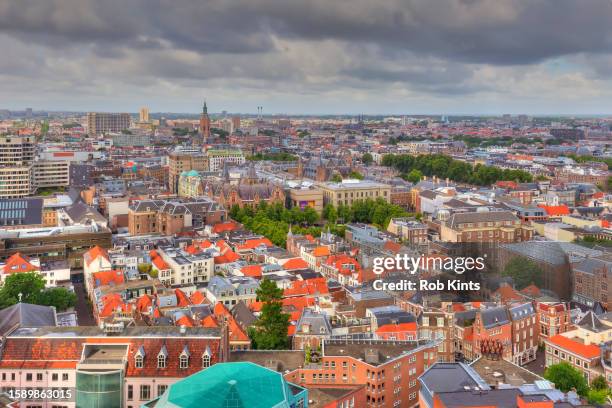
1, 372, 69, 382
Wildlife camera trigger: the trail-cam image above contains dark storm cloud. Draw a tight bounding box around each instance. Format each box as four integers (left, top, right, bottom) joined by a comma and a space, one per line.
1, 0, 612, 112
3, 0, 612, 63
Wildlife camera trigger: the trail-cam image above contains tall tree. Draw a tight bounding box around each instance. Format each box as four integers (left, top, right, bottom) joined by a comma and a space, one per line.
250, 279, 290, 350
544, 363, 588, 396
362, 153, 373, 166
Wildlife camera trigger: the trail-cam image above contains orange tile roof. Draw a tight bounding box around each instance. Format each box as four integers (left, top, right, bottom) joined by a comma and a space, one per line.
376, 322, 417, 334
84, 245, 110, 267
312, 246, 331, 257
325, 254, 361, 276
176, 314, 195, 327
249, 301, 264, 312
235, 238, 273, 251
190, 291, 207, 305
284, 277, 329, 297
201, 315, 219, 328
136, 294, 153, 313
494, 285, 523, 303
538, 205, 570, 216
212, 221, 240, 233
2, 253, 39, 274
175, 288, 191, 307
241, 264, 263, 278
548, 335, 600, 359
282, 258, 309, 270
383, 241, 402, 253
150, 250, 170, 270
92, 270, 124, 288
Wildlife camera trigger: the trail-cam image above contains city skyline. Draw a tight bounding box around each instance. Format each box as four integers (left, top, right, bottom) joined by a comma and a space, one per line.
3, 0, 612, 114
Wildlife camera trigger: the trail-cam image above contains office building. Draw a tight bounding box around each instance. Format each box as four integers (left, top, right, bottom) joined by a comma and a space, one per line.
139, 106, 150, 123
87, 112, 131, 136
319, 179, 391, 207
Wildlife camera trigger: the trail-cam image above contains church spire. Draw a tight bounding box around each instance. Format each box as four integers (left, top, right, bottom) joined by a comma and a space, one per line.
202, 100, 208, 114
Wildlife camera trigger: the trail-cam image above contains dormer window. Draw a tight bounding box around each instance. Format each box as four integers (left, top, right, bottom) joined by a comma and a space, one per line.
179, 345, 190, 369
135, 346, 145, 369
180, 355, 189, 369
202, 354, 211, 368
157, 345, 168, 369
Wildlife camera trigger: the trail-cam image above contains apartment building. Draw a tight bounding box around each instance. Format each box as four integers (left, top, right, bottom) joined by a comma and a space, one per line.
537, 302, 572, 342
544, 311, 611, 386
87, 112, 131, 136
205, 147, 245, 172
572, 254, 612, 310
320, 180, 391, 207
168, 147, 208, 193
440, 210, 533, 243
508, 303, 539, 366
128, 198, 226, 236
156, 246, 215, 285
285, 338, 439, 408
418, 309, 454, 363
386, 218, 428, 245
0, 135, 70, 197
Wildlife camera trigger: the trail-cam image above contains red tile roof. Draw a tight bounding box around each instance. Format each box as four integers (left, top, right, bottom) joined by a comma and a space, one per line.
520, 284, 541, 297
376, 322, 417, 336
175, 288, 191, 307
548, 335, 600, 359
241, 264, 263, 278
150, 250, 170, 270
2, 253, 39, 274
383, 241, 402, 253
284, 277, 329, 297
235, 238, 273, 251
190, 291, 208, 305
282, 258, 309, 270
212, 221, 241, 234
312, 246, 331, 257
84, 245, 110, 267
325, 254, 361, 276
92, 270, 125, 288
538, 205, 570, 216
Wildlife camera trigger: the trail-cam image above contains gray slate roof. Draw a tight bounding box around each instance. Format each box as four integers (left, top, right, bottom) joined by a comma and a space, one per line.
0, 303, 57, 336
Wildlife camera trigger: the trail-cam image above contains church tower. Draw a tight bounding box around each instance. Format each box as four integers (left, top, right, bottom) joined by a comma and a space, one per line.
199, 100, 211, 142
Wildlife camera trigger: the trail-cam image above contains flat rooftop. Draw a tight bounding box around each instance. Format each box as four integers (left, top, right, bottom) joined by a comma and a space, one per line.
324, 339, 424, 366
470, 356, 542, 387
308, 387, 362, 408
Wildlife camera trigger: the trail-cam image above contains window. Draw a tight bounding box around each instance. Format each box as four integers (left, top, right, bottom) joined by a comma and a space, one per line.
157, 385, 167, 397
140, 385, 150, 400
62, 373, 68, 381
26, 373, 33, 381
36, 373, 43, 381
127, 385, 133, 401
135, 355, 143, 369
158, 355, 166, 369
180, 355, 189, 369
202, 354, 211, 368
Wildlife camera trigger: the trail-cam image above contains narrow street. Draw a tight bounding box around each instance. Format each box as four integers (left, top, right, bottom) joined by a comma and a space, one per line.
73, 281, 96, 326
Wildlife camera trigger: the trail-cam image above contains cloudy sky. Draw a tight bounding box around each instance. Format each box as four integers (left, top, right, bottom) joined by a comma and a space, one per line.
2, 0, 612, 115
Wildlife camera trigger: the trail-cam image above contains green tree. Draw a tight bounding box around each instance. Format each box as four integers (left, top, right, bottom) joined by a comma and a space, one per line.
303, 206, 319, 225
0, 272, 45, 307
250, 279, 290, 350
544, 363, 588, 396
591, 375, 608, 391
348, 171, 364, 180
502, 257, 544, 289
138, 263, 152, 275
587, 389, 609, 405
322, 204, 338, 224
330, 174, 342, 182
362, 153, 374, 166
38, 287, 77, 311
405, 169, 423, 183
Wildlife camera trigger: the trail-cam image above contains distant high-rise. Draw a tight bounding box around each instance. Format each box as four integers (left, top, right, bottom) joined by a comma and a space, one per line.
25, 108, 33, 119
87, 112, 131, 136
231, 116, 241, 132
199, 100, 211, 143
139, 107, 149, 123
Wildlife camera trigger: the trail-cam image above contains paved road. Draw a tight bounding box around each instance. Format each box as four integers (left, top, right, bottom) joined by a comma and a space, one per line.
73, 281, 96, 326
